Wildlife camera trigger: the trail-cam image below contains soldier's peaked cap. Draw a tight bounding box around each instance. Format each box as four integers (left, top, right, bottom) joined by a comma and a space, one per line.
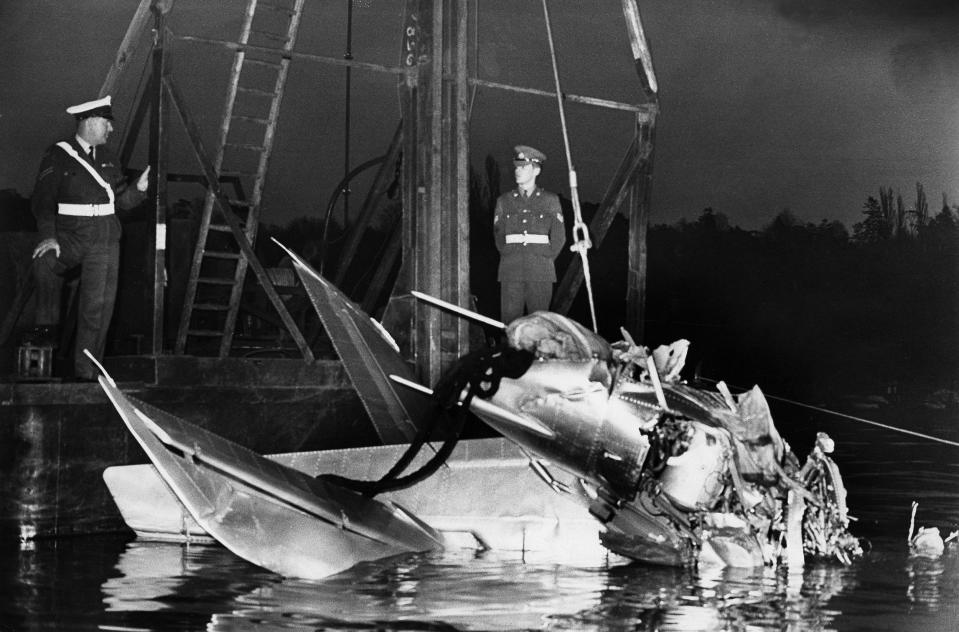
513, 145, 546, 165
66, 96, 114, 121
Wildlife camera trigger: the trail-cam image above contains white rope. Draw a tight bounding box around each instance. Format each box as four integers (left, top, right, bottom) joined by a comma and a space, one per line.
541, 0, 597, 332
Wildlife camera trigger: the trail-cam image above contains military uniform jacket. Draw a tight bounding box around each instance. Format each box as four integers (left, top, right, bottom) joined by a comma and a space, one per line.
493, 187, 566, 282
31, 138, 144, 241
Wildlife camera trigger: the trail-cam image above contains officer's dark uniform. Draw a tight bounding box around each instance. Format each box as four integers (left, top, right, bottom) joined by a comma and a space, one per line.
493, 146, 566, 323
31, 97, 145, 379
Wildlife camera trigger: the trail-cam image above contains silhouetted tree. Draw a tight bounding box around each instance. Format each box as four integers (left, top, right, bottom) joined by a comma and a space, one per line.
910, 182, 928, 235
853, 196, 888, 243
694, 207, 730, 233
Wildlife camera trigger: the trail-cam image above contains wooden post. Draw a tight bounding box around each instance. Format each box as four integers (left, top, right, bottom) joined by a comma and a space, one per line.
625, 112, 655, 341
98, 0, 158, 99
333, 121, 403, 287
452, 0, 470, 369
385, 0, 470, 385
551, 126, 653, 315
147, 15, 170, 355
622, 0, 658, 98
622, 0, 658, 341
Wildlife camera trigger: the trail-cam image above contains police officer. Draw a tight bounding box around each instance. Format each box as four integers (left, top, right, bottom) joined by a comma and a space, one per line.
31, 96, 150, 380
493, 145, 566, 323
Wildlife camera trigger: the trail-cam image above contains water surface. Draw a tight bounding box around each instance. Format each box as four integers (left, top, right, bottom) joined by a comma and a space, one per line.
2, 407, 957, 631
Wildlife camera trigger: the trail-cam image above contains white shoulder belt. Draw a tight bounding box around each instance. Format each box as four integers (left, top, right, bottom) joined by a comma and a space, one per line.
56, 141, 115, 203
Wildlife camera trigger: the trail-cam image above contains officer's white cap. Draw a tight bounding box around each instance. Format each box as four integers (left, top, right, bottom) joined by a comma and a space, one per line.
66, 96, 114, 120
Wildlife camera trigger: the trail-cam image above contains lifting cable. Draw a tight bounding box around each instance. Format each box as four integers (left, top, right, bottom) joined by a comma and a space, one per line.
698, 376, 959, 449
541, 0, 598, 332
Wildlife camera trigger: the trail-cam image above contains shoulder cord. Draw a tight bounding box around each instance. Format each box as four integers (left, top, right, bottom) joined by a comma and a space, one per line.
541, 0, 597, 332
55, 142, 115, 202
318, 343, 534, 497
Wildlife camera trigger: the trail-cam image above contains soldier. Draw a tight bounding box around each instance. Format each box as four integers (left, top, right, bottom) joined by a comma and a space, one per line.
493, 145, 566, 323
30, 96, 150, 380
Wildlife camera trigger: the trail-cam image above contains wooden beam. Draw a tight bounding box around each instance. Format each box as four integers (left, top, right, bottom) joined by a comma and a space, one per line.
382, 0, 470, 384
626, 114, 656, 340
333, 121, 403, 287
148, 13, 170, 355
172, 34, 657, 117
163, 73, 314, 362
622, 0, 658, 97
378, 0, 426, 368
551, 132, 652, 314
423, 0, 444, 383
175, 34, 412, 76
99, 0, 157, 98
361, 217, 402, 315
469, 78, 657, 116
453, 0, 470, 366
117, 83, 152, 169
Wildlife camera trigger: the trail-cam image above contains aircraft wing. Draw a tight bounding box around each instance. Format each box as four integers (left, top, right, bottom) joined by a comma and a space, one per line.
97, 372, 443, 580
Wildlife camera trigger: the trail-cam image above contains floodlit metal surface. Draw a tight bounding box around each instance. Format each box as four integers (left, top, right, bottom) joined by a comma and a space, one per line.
103, 437, 608, 565
98, 258, 861, 578
275, 240, 427, 444
98, 375, 444, 579
0, 355, 365, 539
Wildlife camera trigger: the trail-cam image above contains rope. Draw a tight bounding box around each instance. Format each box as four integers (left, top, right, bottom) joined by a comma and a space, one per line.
698, 377, 959, 448
540, 0, 597, 332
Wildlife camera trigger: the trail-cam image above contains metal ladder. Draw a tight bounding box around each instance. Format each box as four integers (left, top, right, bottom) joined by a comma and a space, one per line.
175, 0, 306, 357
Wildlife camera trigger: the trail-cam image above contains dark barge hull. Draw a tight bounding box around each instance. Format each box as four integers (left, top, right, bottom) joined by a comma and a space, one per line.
0, 355, 374, 540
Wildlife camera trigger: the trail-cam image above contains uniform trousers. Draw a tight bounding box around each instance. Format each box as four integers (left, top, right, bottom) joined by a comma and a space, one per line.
500, 279, 552, 324
34, 214, 121, 379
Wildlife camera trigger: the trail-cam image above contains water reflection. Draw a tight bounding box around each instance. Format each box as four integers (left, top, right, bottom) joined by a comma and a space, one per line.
2, 520, 955, 631
907, 556, 946, 609
206, 549, 612, 631
3, 414, 957, 631
92, 541, 865, 631
103, 541, 233, 612
579, 563, 855, 632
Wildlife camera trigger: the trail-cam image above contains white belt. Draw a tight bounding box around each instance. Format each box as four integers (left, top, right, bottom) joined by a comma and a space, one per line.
505, 233, 549, 245
58, 202, 115, 217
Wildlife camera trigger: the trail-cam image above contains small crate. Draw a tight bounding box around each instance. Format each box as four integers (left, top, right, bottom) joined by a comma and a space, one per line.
17, 345, 54, 378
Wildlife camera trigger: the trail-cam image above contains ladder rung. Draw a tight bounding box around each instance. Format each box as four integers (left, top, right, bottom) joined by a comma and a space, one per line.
249, 30, 290, 44
209, 223, 247, 232
193, 303, 231, 311
230, 113, 270, 124
224, 142, 266, 152
243, 58, 284, 69
257, 3, 296, 14
236, 86, 278, 98
187, 329, 225, 337
197, 277, 236, 285
204, 251, 242, 260
226, 199, 253, 207
219, 170, 260, 179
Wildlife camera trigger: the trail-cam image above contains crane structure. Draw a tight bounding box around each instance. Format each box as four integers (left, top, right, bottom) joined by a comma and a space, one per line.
104, 0, 658, 384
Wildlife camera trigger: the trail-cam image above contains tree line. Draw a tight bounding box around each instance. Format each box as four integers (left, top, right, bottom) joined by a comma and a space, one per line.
467, 167, 959, 407
3, 172, 957, 407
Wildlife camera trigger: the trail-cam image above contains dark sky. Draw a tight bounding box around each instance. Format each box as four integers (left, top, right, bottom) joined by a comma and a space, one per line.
1, 0, 957, 230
